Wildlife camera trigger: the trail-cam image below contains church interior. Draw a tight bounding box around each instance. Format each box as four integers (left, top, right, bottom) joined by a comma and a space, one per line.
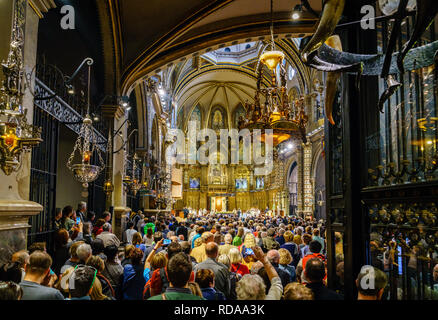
0, 0, 437, 301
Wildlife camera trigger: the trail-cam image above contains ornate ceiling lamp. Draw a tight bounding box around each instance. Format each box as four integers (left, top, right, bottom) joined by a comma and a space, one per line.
240, 0, 308, 147
0, 0, 42, 175
129, 153, 143, 196
66, 59, 105, 197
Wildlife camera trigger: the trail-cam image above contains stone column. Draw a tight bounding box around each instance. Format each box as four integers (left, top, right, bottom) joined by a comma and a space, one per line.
0, 0, 55, 263
101, 104, 128, 239
302, 142, 313, 217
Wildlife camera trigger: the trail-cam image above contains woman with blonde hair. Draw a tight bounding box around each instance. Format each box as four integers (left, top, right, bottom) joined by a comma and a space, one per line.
90, 277, 113, 300
278, 248, 296, 282
283, 282, 314, 300
187, 282, 204, 298
228, 247, 249, 277
132, 232, 146, 252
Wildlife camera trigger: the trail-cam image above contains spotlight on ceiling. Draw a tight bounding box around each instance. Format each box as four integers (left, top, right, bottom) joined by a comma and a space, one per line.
126, 106, 132, 112
292, 4, 302, 20
158, 88, 165, 96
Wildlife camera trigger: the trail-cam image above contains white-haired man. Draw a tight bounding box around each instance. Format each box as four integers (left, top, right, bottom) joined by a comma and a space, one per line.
96, 223, 120, 248
218, 233, 234, 256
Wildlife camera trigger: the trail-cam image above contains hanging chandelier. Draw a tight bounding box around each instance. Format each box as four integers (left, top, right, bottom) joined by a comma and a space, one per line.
129, 153, 143, 196
0, 0, 42, 175
66, 58, 105, 197
240, 0, 308, 147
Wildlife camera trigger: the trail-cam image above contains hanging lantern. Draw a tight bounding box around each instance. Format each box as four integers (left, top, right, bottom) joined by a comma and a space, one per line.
0, 0, 42, 175
66, 58, 105, 197
67, 115, 105, 197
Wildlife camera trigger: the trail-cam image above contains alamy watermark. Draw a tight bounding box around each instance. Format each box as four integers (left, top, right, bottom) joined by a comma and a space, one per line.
359, 265, 376, 290
60, 5, 75, 30
165, 121, 274, 175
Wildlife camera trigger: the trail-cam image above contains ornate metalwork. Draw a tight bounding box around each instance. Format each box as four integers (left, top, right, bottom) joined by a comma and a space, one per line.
0, 0, 42, 175
34, 78, 107, 151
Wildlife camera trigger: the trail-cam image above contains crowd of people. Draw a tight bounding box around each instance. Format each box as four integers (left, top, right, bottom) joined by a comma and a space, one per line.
0, 202, 390, 301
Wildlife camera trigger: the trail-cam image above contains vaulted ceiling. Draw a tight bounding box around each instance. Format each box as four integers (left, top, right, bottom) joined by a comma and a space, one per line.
101, 0, 322, 93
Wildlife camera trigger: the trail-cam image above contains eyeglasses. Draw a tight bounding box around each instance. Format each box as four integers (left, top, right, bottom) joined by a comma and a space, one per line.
71, 264, 97, 291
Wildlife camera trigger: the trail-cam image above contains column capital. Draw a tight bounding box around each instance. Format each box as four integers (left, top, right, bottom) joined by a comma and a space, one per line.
101, 104, 125, 120
28, 0, 56, 19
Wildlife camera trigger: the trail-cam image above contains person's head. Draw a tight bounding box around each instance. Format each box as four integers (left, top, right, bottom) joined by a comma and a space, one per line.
167, 242, 182, 260
151, 253, 167, 270
124, 244, 135, 260
104, 245, 119, 262
69, 265, 96, 298
278, 248, 292, 266
146, 227, 153, 237
228, 248, 242, 265
78, 201, 87, 213
224, 233, 232, 244
356, 265, 388, 300
180, 241, 191, 255
197, 226, 205, 235
102, 223, 112, 233
309, 240, 322, 254
102, 211, 111, 222
267, 250, 280, 265
83, 222, 92, 235
302, 233, 312, 245
167, 253, 192, 288
213, 233, 222, 245
0, 262, 22, 283
236, 274, 266, 300
95, 218, 106, 229
217, 254, 230, 268
69, 241, 85, 261
201, 232, 214, 244
91, 238, 104, 255
243, 233, 256, 248
85, 255, 105, 272
205, 242, 219, 259
11, 250, 29, 269
267, 228, 275, 238
77, 244, 92, 263
283, 231, 294, 243
312, 228, 320, 237
132, 232, 142, 246
153, 231, 163, 243
195, 269, 215, 289
237, 227, 244, 237
54, 208, 62, 220
336, 261, 344, 284
126, 221, 134, 230
130, 248, 144, 265
28, 242, 46, 254
62, 205, 74, 219
194, 237, 203, 248
304, 258, 325, 283
433, 264, 438, 282
0, 281, 23, 300
283, 282, 314, 300
25, 251, 52, 280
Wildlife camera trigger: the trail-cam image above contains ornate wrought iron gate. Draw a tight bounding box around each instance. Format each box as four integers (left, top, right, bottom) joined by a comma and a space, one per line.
325, 3, 438, 300
28, 106, 59, 251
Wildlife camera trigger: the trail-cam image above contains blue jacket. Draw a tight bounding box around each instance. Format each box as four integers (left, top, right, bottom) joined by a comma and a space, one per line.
201, 287, 226, 300
122, 264, 146, 300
